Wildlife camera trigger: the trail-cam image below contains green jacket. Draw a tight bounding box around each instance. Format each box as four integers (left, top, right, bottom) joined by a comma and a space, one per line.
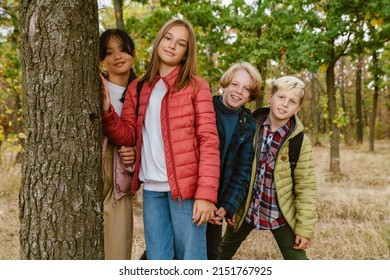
233, 107, 318, 239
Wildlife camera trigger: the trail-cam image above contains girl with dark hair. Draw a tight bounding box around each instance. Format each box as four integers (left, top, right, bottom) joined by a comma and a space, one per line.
99, 29, 136, 260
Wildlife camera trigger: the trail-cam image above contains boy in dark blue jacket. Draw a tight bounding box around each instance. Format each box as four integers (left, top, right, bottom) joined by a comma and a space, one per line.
207, 62, 262, 259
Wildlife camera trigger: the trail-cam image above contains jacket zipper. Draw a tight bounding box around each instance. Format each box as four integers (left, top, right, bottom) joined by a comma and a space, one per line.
162, 79, 182, 204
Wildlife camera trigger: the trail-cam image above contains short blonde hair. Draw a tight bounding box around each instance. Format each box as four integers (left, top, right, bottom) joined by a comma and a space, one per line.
219, 62, 262, 101
270, 76, 305, 104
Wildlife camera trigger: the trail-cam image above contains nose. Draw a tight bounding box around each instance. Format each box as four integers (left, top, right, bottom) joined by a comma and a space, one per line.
168, 41, 176, 49
114, 51, 122, 59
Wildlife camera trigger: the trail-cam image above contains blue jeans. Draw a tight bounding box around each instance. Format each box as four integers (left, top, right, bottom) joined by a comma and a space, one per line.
143, 190, 207, 260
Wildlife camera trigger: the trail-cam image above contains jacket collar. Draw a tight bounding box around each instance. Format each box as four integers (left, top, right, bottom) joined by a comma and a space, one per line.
253, 106, 304, 137
156, 65, 181, 91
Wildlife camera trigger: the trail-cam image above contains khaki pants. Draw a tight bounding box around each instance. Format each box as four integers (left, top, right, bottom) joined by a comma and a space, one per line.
103, 142, 133, 260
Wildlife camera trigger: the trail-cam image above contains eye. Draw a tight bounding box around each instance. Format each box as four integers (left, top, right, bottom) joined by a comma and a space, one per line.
179, 42, 187, 47
290, 100, 297, 105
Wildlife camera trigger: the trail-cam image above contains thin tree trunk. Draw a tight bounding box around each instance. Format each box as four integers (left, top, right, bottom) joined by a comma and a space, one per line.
356, 54, 364, 144
326, 53, 341, 175
19, 0, 104, 259
339, 57, 350, 145
113, 0, 125, 30
369, 51, 379, 152
310, 73, 320, 146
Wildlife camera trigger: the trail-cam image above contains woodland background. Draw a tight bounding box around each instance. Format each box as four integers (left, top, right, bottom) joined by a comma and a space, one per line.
0, 0, 389, 259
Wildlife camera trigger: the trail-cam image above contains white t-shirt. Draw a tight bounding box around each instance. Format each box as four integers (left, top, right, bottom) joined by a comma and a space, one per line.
106, 79, 125, 115
139, 79, 170, 192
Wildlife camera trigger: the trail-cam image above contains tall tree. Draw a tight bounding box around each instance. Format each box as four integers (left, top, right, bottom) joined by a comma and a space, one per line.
287, 0, 379, 174
19, 0, 104, 259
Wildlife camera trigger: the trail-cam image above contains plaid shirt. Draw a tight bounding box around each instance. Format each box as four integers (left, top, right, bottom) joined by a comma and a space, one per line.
246, 117, 292, 230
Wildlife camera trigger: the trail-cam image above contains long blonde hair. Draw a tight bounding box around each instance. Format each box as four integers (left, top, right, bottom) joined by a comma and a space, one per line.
141, 18, 198, 92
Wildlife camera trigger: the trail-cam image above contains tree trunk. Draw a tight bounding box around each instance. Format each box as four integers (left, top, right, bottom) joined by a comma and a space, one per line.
310, 73, 320, 146
326, 53, 341, 175
113, 0, 125, 30
369, 51, 379, 152
355, 54, 363, 144
339, 57, 350, 145
19, 0, 104, 259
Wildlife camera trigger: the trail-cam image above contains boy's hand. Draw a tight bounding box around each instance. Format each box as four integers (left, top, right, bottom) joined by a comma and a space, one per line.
100, 73, 111, 115
226, 215, 236, 227
209, 207, 227, 225
118, 146, 135, 166
192, 199, 215, 226
293, 235, 311, 250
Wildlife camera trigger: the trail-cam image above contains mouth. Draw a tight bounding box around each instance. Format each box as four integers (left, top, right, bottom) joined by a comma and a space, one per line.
277, 108, 287, 114
114, 62, 125, 67
231, 94, 242, 101
164, 49, 175, 57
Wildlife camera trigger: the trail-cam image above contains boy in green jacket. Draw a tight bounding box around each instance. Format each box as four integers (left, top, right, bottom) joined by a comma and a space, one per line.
219, 76, 318, 260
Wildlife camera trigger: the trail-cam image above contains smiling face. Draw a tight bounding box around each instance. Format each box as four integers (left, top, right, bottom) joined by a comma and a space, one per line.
268, 89, 301, 128
157, 25, 189, 76
221, 69, 253, 110
101, 36, 133, 79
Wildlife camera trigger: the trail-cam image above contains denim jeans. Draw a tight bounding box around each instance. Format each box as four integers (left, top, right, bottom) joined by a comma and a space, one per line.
219, 220, 308, 260
143, 190, 207, 260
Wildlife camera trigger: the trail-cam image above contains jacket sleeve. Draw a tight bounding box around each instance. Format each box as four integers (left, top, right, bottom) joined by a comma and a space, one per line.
219, 126, 255, 218
293, 135, 318, 239
193, 79, 220, 204
101, 80, 138, 147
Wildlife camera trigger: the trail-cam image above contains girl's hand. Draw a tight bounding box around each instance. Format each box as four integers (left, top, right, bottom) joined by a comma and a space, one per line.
192, 199, 215, 226
118, 146, 136, 166
293, 235, 311, 250
100, 73, 111, 115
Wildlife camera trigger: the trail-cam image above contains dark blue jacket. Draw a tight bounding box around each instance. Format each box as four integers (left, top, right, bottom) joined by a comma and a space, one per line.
213, 96, 256, 218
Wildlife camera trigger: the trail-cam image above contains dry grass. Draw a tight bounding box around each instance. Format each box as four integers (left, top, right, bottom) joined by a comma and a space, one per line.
1, 140, 389, 260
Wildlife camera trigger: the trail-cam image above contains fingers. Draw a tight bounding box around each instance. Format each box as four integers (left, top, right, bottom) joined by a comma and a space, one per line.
192, 199, 215, 226
293, 235, 311, 250
100, 74, 111, 114
119, 146, 136, 165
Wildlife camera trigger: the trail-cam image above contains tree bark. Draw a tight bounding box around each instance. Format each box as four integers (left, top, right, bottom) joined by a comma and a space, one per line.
19, 0, 104, 259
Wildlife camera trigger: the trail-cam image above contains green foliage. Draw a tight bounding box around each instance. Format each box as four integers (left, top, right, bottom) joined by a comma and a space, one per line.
0, 0, 22, 150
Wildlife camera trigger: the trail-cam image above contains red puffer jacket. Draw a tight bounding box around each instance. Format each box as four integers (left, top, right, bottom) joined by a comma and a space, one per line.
102, 66, 220, 204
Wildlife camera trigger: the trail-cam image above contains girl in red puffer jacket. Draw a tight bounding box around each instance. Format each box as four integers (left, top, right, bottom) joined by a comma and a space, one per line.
101, 18, 220, 260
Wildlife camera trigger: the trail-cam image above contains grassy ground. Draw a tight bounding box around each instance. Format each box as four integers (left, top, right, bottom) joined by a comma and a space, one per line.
1, 140, 389, 260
